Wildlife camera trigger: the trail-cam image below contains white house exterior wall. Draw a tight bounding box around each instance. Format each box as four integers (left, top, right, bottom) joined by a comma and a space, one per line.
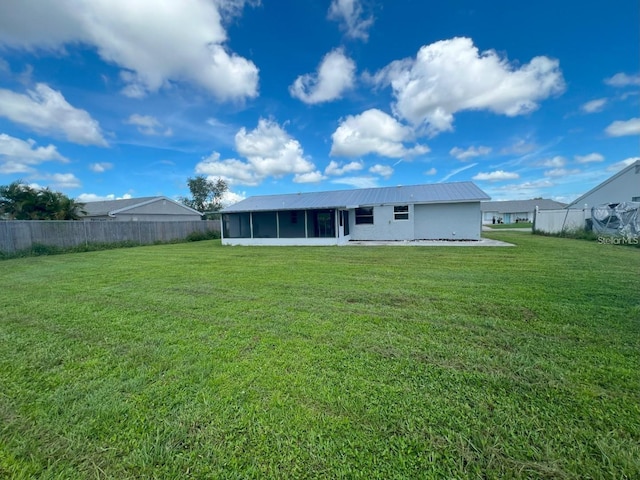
414, 202, 481, 240
350, 205, 415, 241
114, 213, 202, 222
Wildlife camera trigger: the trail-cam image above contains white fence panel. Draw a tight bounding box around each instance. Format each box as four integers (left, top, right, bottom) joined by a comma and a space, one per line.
533, 208, 588, 234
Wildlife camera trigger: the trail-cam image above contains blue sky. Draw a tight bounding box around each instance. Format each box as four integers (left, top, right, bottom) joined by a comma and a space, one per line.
0, 0, 638, 205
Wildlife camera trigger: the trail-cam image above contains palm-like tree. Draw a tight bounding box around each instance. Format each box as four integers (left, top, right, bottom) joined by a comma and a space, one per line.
0, 181, 86, 220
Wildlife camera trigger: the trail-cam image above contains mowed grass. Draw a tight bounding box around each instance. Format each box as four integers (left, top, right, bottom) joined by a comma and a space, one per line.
1, 233, 638, 479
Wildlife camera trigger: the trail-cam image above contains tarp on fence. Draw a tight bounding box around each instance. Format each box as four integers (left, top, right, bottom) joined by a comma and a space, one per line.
591, 202, 640, 237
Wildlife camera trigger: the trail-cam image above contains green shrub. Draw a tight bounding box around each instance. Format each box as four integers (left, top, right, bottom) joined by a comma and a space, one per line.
186, 229, 220, 242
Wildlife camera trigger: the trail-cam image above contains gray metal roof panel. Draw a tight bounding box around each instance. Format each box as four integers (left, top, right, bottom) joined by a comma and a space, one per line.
222, 182, 490, 213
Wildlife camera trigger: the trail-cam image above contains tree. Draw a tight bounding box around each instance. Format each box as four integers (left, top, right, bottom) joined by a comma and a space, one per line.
0, 181, 86, 220
180, 175, 228, 218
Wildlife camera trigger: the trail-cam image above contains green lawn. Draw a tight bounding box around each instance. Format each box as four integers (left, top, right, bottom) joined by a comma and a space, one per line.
1, 233, 639, 479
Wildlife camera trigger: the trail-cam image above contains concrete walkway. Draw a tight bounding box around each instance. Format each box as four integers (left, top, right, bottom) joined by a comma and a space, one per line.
347, 237, 515, 247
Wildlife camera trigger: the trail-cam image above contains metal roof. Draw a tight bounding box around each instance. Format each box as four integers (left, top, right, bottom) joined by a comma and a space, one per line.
481, 199, 566, 213
222, 181, 490, 213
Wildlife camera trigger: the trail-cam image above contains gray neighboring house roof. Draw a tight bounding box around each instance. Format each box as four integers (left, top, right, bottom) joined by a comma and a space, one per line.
481, 199, 566, 213
222, 181, 490, 213
81, 196, 201, 218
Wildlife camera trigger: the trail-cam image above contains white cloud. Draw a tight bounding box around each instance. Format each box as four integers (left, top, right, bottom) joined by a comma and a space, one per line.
371, 37, 565, 134
77, 192, 132, 202
473, 170, 520, 182
221, 189, 245, 207
544, 168, 580, 177
235, 118, 316, 177
39, 172, 81, 189
604, 72, 640, 87
0, 0, 259, 101
327, 0, 374, 41
195, 119, 318, 186
607, 157, 640, 171
580, 98, 607, 113
0, 84, 107, 146
294, 171, 326, 183
425, 167, 437, 175
289, 48, 356, 104
89, 162, 113, 173
331, 176, 379, 189
449, 145, 491, 161
574, 152, 604, 164
540, 156, 566, 168
605, 118, 640, 137
500, 139, 536, 155
369, 164, 393, 179
325, 160, 363, 176
330, 108, 429, 158
195, 152, 261, 186
125, 114, 172, 136
0, 133, 68, 174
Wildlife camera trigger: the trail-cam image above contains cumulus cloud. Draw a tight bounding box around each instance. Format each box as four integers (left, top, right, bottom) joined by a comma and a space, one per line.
327, 0, 374, 41
574, 152, 604, 164
330, 108, 429, 158
369, 164, 393, 178
605, 118, 640, 137
195, 152, 262, 186
39, 172, 81, 189
0, 133, 68, 174
195, 119, 318, 186
449, 145, 491, 161
289, 48, 356, 104
580, 98, 607, 113
0, 84, 107, 146
0, 0, 259, 100
293, 171, 326, 183
424, 167, 437, 175
125, 114, 173, 136
235, 118, 316, 177
473, 170, 519, 182
325, 160, 363, 176
604, 73, 640, 87
89, 162, 113, 173
370, 37, 565, 134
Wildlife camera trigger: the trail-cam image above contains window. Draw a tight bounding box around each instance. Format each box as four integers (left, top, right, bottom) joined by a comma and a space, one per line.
355, 207, 374, 225
394, 205, 409, 220
290, 211, 298, 224
632, 196, 640, 202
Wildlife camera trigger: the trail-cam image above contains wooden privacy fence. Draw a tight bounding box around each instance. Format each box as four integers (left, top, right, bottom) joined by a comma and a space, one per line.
0, 220, 220, 254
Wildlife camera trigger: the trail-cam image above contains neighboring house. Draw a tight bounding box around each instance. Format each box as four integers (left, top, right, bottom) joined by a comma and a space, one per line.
481, 199, 567, 224
566, 159, 640, 213
220, 181, 490, 246
81, 196, 202, 221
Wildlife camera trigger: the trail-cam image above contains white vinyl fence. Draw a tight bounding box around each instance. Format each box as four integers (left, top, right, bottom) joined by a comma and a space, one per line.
533, 207, 588, 234
0, 220, 220, 254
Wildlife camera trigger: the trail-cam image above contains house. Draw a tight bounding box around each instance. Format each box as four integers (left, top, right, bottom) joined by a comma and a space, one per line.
220, 181, 490, 246
81, 196, 202, 221
566, 159, 640, 213
481, 199, 566, 224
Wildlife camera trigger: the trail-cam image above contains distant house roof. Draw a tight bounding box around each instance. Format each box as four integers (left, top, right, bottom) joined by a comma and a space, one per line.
81, 196, 201, 217
566, 159, 640, 208
222, 181, 490, 213
481, 199, 566, 213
